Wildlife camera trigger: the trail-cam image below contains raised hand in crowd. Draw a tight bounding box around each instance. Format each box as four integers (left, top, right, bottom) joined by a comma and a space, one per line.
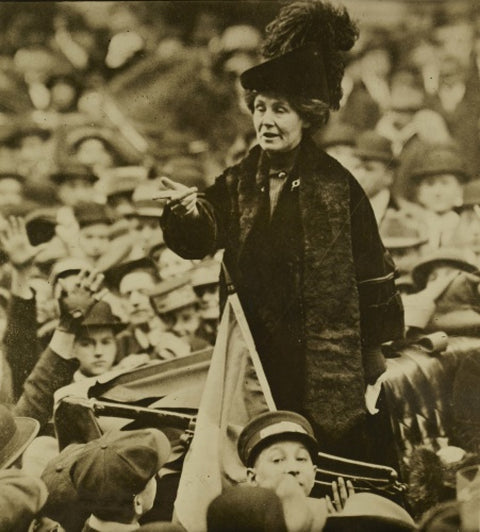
57, 268, 107, 335
159, 177, 199, 219
0, 216, 46, 271
0, 215, 47, 300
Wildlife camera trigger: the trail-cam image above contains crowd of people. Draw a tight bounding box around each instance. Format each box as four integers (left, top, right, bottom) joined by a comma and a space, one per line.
1, 1, 480, 531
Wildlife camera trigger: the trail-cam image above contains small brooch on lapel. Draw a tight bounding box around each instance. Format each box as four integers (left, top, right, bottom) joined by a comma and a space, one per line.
291, 179, 300, 191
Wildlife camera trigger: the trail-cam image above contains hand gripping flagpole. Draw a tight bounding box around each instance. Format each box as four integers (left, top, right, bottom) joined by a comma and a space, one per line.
221, 262, 276, 411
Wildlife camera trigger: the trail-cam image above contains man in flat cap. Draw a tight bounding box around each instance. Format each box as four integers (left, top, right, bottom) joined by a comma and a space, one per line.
69, 428, 171, 532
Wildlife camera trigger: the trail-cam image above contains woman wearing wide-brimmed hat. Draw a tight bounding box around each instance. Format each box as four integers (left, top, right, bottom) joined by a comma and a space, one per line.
160, 1, 404, 464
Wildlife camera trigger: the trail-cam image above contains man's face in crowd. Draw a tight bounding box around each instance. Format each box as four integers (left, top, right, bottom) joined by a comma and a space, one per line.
415, 173, 462, 214
162, 303, 200, 341
75, 138, 115, 170
58, 178, 95, 206
78, 223, 110, 261
50, 80, 77, 112
247, 440, 317, 497
73, 326, 117, 377
119, 270, 156, 326
0, 177, 23, 206
194, 283, 220, 320
354, 158, 393, 199
135, 217, 163, 254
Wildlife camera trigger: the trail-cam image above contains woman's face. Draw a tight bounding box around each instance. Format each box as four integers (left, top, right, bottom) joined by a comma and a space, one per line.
415, 173, 462, 214
253, 94, 308, 154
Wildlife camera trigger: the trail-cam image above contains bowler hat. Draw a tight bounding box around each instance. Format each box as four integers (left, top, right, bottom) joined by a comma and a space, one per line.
0, 469, 48, 532
103, 256, 157, 291
0, 404, 39, 469
78, 300, 127, 333
70, 429, 171, 515
237, 410, 318, 467
408, 145, 470, 183
324, 492, 415, 531
411, 248, 478, 289
150, 275, 198, 316
240, 43, 330, 103
380, 210, 428, 249
317, 122, 357, 149
50, 163, 98, 185
73, 202, 111, 228
207, 486, 287, 532
354, 131, 396, 165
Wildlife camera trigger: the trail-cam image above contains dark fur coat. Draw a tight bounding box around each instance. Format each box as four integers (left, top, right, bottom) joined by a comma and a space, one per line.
161, 136, 404, 442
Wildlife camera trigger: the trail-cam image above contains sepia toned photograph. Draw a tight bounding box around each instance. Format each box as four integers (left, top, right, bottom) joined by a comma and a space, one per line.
0, 1, 479, 530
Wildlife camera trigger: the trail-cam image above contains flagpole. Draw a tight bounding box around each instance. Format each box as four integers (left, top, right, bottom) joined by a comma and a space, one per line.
221, 262, 277, 411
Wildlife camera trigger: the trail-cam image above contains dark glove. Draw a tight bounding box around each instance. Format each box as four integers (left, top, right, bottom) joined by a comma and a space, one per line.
57, 269, 105, 334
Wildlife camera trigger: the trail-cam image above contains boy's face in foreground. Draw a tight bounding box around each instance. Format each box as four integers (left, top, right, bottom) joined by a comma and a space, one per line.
247, 439, 317, 497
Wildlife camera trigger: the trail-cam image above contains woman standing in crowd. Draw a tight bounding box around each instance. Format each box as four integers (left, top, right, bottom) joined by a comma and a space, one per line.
160, 0, 404, 464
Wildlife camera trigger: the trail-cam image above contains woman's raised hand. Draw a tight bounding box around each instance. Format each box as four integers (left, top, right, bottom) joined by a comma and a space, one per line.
158, 177, 199, 219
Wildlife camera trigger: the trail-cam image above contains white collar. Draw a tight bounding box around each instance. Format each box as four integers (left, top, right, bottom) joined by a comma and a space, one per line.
88, 515, 139, 531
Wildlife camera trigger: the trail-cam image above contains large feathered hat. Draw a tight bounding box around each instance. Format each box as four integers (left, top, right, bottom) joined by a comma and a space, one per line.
240, 0, 358, 109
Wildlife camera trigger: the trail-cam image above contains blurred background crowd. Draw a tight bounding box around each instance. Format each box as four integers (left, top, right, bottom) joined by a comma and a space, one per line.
1, 1, 480, 529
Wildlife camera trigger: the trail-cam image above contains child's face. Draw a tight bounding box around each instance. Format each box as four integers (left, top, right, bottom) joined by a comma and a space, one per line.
416, 173, 462, 214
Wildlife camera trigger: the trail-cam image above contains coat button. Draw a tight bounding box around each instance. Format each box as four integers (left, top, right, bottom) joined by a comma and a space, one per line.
278, 171, 287, 179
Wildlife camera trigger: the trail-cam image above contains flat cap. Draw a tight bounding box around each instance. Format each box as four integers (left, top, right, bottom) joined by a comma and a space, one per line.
70, 429, 171, 515
150, 275, 198, 316
354, 130, 395, 164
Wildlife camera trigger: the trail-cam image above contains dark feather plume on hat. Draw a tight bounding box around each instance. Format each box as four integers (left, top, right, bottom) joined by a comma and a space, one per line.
261, 0, 358, 110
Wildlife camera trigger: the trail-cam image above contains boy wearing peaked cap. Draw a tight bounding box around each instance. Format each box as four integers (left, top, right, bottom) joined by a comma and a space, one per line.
236, 411, 414, 532
69, 428, 171, 531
